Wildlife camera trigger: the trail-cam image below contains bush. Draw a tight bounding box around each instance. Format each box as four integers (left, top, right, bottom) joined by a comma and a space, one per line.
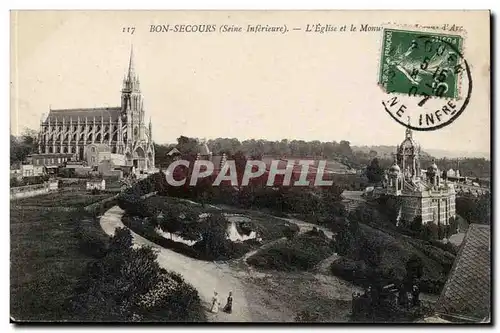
247, 234, 334, 271
428, 239, 458, 255
421, 223, 439, 240
117, 193, 159, 218
122, 214, 200, 259
330, 258, 371, 286
69, 228, 206, 322
73, 211, 110, 258
90, 188, 101, 195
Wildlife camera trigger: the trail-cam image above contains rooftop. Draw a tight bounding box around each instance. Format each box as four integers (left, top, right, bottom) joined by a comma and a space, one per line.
434, 224, 491, 322
45, 107, 122, 122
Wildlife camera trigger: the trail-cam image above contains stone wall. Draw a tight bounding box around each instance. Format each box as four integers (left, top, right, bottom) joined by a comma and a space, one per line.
10, 181, 59, 200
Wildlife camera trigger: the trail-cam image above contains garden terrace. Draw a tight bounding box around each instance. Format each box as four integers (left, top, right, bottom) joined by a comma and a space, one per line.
13, 188, 115, 208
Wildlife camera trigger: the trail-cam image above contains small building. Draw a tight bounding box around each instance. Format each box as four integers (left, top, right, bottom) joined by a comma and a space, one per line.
86, 179, 106, 191
97, 159, 123, 179
27, 153, 76, 175
166, 147, 181, 159
20, 164, 46, 178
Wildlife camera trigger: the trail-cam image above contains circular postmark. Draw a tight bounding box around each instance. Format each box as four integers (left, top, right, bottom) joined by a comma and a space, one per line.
379, 29, 472, 131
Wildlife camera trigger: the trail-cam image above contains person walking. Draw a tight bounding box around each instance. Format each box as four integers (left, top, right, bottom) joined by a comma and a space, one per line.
223, 291, 233, 314
210, 291, 220, 313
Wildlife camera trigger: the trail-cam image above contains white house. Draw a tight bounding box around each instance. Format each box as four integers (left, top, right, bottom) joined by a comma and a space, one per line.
86, 179, 106, 191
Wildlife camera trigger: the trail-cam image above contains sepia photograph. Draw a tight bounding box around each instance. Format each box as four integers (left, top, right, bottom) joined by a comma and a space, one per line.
9, 10, 491, 323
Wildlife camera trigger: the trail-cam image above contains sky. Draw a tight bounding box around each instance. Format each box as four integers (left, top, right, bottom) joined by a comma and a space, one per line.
10, 11, 490, 154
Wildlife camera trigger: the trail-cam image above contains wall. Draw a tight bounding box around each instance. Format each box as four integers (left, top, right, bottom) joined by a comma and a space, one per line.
10, 181, 59, 200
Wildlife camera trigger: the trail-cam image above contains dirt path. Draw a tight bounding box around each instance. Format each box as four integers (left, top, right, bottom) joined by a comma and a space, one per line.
100, 206, 253, 322
100, 205, 358, 322
314, 253, 340, 274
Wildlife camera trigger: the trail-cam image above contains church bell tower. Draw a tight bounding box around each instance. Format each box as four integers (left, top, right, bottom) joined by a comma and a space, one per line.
121, 46, 144, 144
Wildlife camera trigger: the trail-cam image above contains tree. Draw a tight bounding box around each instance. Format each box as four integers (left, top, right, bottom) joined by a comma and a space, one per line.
159, 207, 183, 238
230, 150, 247, 187
10, 128, 38, 165
69, 228, 205, 321
404, 254, 423, 288
409, 215, 423, 233
198, 213, 230, 259
176, 136, 199, 156
366, 158, 384, 183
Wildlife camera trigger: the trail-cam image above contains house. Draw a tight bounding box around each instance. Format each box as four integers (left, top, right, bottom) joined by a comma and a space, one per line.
86, 179, 106, 191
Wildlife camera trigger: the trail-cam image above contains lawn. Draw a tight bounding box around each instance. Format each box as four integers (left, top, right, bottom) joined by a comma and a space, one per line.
10, 207, 101, 321
247, 231, 335, 271
13, 189, 115, 208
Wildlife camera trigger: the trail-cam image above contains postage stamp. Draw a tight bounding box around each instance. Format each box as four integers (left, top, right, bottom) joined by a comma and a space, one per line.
379, 28, 472, 131
379, 29, 464, 99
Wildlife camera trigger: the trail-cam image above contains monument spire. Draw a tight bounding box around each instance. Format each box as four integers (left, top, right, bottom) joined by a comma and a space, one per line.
405, 116, 412, 139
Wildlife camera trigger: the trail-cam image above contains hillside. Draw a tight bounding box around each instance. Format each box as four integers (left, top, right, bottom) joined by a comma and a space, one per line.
353, 145, 489, 160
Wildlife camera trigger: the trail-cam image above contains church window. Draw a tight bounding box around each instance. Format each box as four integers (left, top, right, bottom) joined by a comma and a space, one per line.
91, 156, 96, 164
134, 127, 139, 139
91, 147, 96, 153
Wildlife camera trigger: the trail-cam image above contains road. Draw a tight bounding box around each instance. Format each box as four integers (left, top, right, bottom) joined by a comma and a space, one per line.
100, 206, 253, 322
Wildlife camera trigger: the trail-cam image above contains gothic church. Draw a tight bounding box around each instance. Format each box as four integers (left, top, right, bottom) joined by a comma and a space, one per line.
37, 48, 155, 172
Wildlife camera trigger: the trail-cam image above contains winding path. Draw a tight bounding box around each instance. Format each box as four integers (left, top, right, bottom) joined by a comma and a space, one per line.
100, 206, 253, 322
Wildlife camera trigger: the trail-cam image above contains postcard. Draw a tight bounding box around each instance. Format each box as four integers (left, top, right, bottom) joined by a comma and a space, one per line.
10, 10, 491, 323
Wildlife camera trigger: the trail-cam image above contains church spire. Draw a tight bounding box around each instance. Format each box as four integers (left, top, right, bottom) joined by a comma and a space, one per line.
127, 45, 135, 81
122, 45, 140, 93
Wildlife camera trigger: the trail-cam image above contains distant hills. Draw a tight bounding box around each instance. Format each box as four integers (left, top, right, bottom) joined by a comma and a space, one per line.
423, 148, 490, 160
353, 145, 490, 160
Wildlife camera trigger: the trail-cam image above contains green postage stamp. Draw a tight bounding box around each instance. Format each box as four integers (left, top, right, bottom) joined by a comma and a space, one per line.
379, 29, 464, 99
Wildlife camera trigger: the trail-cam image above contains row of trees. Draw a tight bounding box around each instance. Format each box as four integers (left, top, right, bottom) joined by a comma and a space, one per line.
10, 129, 38, 165
11, 128, 491, 181
456, 193, 491, 225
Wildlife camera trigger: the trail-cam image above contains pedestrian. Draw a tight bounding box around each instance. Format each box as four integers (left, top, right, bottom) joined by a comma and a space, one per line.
210, 291, 220, 313
223, 291, 233, 314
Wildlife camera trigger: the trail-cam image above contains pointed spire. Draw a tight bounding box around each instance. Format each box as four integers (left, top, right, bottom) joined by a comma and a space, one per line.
405, 116, 412, 139
127, 45, 135, 80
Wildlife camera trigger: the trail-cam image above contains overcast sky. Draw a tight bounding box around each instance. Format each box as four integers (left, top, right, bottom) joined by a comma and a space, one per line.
11, 11, 490, 154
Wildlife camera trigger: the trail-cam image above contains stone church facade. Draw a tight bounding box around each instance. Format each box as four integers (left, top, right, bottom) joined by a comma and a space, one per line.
384, 120, 456, 226
37, 48, 155, 173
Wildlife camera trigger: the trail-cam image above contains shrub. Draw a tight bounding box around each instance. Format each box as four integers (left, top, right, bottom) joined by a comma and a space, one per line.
330, 258, 370, 286
247, 234, 334, 271
90, 188, 101, 195
69, 228, 206, 321
428, 239, 458, 255
421, 223, 439, 240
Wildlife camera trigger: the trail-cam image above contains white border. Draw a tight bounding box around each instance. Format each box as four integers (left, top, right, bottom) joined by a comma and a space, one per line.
2, 1, 498, 333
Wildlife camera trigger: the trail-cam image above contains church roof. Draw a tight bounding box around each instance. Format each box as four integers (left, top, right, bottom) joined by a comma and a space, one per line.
434, 224, 491, 322
167, 148, 181, 156
46, 107, 122, 122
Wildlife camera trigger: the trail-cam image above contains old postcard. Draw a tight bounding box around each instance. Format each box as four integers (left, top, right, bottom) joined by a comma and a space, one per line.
10, 10, 491, 323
